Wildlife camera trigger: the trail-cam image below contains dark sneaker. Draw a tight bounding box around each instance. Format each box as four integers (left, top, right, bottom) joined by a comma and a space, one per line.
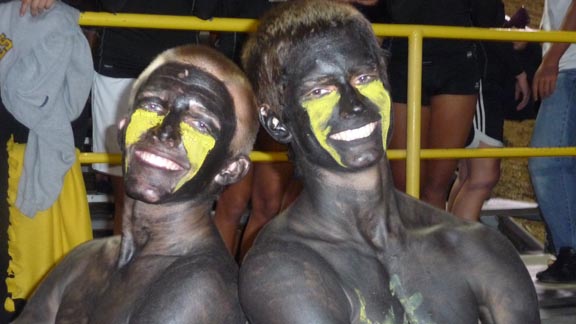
537, 247, 576, 283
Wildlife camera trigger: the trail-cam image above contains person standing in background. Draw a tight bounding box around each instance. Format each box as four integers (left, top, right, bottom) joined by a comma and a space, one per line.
384, 0, 481, 210
448, 3, 531, 222
528, 0, 576, 284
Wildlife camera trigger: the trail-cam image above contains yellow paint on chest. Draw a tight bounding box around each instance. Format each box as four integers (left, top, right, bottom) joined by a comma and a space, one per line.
389, 275, 436, 324
354, 289, 397, 324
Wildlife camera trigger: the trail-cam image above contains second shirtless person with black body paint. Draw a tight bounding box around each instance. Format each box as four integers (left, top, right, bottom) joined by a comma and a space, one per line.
238, 1, 540, 323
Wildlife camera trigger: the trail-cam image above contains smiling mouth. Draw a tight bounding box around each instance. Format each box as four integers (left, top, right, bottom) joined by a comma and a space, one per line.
135, 150, 184, 171
329, 121, 378, 141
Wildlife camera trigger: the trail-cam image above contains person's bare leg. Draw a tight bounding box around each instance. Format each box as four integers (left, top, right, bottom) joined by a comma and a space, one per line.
448, 142, 501, 222
389, 103, 431, 193
214, 168, 253, 255
111, 175, 124, 236
421, 94, 476, 210
239, 162, 294, 260
447, 158, 470, 212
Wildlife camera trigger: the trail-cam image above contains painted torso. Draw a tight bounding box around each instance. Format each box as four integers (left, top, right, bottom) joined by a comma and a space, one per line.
240, 181, 538, 324
16, 234, 245, 324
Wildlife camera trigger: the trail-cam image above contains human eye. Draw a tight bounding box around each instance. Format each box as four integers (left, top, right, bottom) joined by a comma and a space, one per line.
136, 98, 165, 114
183, 114, 217, 136
303, 87, 333, 100
192, 120, 209, 134
354, 73, 377, 86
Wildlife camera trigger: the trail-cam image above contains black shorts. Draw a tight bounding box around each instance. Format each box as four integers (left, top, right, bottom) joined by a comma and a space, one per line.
388, 49, 481, 106
466, 79, 505, 148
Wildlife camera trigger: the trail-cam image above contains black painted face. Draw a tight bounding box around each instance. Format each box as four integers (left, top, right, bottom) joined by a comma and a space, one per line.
283, 25, 391, 171
122, 62, 236, 203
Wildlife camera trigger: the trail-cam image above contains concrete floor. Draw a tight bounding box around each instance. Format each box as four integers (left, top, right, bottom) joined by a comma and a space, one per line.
482, 198, 576, 324
522, 254, 576, 324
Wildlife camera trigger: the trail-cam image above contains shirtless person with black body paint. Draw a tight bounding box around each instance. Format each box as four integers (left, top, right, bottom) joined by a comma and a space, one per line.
238, 1, 540, 323
13, 45, 257, 323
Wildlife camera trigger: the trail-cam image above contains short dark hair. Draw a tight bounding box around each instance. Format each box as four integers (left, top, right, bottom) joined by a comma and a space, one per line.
241, 0, 388, 116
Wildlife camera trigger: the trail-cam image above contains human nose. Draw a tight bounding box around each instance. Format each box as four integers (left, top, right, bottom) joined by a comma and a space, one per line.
154, 113, 181, 147
339, 85, 366, 119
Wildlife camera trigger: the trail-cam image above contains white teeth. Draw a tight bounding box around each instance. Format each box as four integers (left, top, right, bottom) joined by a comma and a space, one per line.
329, 122, 377, 141
135, 151, 183, 171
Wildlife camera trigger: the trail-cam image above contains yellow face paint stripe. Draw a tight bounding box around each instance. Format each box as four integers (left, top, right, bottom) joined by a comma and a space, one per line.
125, 109, 165, 172
356, 80, 392, 149
175, 122, 215, 190
301, 91, 344, 166
124, 109, 216, 191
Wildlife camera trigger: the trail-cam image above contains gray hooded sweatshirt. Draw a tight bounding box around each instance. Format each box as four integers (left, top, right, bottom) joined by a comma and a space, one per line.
0, 0, 93, 217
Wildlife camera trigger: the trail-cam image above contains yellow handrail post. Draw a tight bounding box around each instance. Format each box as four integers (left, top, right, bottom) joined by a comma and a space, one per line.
73, 13, 576, 198
405, 30, 423, 198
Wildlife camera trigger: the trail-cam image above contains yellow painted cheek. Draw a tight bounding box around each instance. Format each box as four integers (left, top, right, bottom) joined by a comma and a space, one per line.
125, 110, 165, 172
302, 92, 344, 166
356, 80, 392, 149
174, 122, 215, 190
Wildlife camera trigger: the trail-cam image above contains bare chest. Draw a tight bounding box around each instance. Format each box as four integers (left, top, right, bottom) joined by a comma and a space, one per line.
312, 241, 478, 324
54, 257, 177, 323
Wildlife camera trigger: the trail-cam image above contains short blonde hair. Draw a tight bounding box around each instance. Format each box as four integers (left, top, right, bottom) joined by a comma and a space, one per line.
131, 45, 259, 156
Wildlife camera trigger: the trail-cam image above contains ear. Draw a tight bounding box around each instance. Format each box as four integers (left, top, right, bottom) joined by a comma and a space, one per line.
117, 117, 128, 152
259, 105, 292, 144
214, 154, 251, 186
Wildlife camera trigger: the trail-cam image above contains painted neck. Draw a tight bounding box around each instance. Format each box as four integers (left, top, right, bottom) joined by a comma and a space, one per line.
298, 156, 395, 204
117, 195, 217, 268
295, 156, 404, 246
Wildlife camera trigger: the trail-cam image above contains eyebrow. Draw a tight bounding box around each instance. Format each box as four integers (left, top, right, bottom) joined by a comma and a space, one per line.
187, 98, 222, 131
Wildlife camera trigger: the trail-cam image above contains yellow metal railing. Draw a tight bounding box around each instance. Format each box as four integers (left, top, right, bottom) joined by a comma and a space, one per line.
77, 13, 576, 198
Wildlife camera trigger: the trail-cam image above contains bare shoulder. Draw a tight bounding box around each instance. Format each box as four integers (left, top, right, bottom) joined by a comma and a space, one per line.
240, 239, 350, 323
163, 248, 239, 286
134, 250, 244, 324
394, 191, 520, 263
40, 237, 117, 277
14, 237, 121, 323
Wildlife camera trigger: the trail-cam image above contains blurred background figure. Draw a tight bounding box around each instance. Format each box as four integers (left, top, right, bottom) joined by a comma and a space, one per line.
528, 0, 576, 284
448, 3, 532, 222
